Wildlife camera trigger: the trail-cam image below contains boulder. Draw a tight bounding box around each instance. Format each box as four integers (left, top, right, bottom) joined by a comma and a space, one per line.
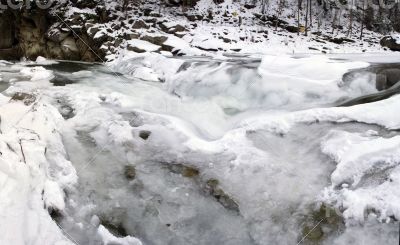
124, 165, 136, 180
45, 28, 71, 43
140, 35, 168, 46
380, 36, 400, 51
285, 25, 299, 33
61, 37, 80, 60
11, 92, 36, 106
127, 39, 161, 53
132, 20, 149, 29
159, 22, 187, 34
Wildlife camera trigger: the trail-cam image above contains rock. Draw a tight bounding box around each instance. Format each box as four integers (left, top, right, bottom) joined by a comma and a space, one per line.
302, 225, 323, 240
45, 28, 70, 43
204, 179, 240, 213
139, 130, 151, 140
328, 37, 355, 44
124, 165, 136, 180
61, 37, 80, 60
380, 36, 400, 51
219, 37, 231, 43
185, 14, 203, 22
59, 104, 75, 119
0, 46, 21, 60
126, 33, 140, 40
11, 92, 36, 106
159, 22, 187, 34
127, 39, 161, 53
244, 4, 256, 9
167, 164, 200, 178
140, 35, 168, 46
285, 25, 299, 33
174, 32, 187, 38
132, 20, 149, 29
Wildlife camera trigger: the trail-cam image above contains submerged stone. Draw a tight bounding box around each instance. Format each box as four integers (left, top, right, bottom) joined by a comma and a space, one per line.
205, 178, 240, 213
11, 92, 36, 106
167, 163, 200, 178
139, 130, 151, 140
124, 165, 136, 180
300, 204, 344, 243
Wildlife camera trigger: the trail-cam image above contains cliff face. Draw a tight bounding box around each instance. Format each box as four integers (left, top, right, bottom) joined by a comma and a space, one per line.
0, 4, 102, 61
0, 0, 397, 61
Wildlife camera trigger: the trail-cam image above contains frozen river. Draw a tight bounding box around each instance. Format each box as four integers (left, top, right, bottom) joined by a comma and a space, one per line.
0, 53, 399, 245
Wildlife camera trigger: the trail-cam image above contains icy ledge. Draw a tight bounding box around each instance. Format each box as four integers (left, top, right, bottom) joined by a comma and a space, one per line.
0, 65, 142, 245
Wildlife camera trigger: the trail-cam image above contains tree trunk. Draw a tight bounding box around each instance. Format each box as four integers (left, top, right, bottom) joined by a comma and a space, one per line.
297, 0, 301, 35
360, 0, 366, 39
305, 0, 309, 35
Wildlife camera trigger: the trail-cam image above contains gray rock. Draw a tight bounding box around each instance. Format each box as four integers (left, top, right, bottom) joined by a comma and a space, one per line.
380, 36, 400, 51
11, 92, 36, 106
61, 37, 80, 59
45, 28, 71, 43
204, 179, 240, 213
124, 165, 136, 180
140, 35, 168, 46
132, 20, 149, 29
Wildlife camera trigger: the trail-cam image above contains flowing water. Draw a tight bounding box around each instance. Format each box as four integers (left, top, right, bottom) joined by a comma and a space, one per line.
1, 55, 399, 245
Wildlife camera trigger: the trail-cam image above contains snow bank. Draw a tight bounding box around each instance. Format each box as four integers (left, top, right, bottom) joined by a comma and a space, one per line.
321, 130, 400, 223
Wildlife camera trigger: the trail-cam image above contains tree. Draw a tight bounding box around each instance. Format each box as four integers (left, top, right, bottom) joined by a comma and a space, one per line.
305, 0, 309, 35
360, 0, 366, 39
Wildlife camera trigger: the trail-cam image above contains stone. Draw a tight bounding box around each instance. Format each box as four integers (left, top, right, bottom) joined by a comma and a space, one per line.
204, 179, 240, 213
140, 35, 168, 46
167, 163, 200, 178
59, 104, 75, 119
61, 37, 80, 60
124, 165, 136, 180
285, 25, 299, 33
132, 20, 149, 29
139, 130, 151, 140
45, 28, 70, 43
11, 92, 36, 106
380, 36, 400, 51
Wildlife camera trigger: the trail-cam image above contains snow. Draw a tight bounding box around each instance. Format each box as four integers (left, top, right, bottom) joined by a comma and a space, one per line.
97, 225, 142, 245
1, 52, 400, 244
126, 39, 161, 52
321, 130, 400, 223
392, 34, 400, 44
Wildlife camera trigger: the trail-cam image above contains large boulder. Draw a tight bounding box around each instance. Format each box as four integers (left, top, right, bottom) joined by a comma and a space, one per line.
380, 36, 400, 51
140, 35, 168, 46
61, 37, 80, 60
46, 28, 71, 43
127, 39, 161, 53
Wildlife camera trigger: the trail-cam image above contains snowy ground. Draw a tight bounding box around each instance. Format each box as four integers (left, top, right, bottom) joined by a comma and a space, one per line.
0, 52, 400, 245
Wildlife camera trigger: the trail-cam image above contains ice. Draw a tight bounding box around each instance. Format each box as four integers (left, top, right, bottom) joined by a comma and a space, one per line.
0, 54, 399, 245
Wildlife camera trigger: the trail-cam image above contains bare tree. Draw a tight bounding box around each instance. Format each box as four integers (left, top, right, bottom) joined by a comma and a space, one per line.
297, 0, 301, 35
360, 0, 366, 39
305, 0, 309, 35
347, 0, 354, 36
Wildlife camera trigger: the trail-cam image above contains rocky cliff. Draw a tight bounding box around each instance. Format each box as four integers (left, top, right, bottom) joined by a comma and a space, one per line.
0, 0, 398, 61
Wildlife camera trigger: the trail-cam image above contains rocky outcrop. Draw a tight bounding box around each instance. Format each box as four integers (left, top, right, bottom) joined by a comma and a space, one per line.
380, 36, 400, 51
0, 3, 104, 61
